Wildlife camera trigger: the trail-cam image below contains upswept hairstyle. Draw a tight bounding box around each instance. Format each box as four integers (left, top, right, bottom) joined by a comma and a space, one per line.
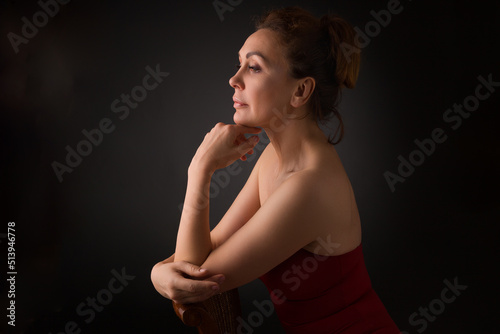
256, 7, 361, 144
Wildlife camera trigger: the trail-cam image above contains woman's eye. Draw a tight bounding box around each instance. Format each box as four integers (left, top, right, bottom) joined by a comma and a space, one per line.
248, 65, 261, 72
235, 64, 261, 73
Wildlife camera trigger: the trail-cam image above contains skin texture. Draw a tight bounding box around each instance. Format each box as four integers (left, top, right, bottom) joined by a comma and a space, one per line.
151, 29, 361, 304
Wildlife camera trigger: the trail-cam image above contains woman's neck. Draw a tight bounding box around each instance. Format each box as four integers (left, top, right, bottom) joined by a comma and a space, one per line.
263, 117, 329, 175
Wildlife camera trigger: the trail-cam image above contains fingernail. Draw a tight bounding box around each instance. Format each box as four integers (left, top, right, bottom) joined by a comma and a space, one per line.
251, 136, 259, 142
199, 268, 207, 272
212, 285, 220, 291
219, 276, 225, 284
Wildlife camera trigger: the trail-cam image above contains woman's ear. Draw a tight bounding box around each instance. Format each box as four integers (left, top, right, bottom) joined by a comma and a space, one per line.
290, 77, 315, 108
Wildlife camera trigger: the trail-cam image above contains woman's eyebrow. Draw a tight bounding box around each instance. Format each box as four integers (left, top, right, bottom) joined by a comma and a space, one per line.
237, 51, 268, 63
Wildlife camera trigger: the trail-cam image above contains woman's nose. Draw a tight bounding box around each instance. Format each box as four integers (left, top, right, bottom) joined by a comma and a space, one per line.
229, 72, 244, 90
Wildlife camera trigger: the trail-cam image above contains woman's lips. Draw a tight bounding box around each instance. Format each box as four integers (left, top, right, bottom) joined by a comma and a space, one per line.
233, 97, 248, 108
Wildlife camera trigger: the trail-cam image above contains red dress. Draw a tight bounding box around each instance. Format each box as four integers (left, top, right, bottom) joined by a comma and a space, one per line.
259, 244, 400, 333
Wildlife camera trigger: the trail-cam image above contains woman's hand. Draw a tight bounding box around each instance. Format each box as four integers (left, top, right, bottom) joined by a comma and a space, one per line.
151, 259, 225, 304
190, 123, 262, 174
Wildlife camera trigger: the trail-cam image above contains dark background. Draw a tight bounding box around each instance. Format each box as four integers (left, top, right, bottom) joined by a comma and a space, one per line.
1, 0, 499, 333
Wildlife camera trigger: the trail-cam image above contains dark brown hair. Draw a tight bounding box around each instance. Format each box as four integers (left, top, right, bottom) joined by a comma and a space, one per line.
256, 7, 361, 144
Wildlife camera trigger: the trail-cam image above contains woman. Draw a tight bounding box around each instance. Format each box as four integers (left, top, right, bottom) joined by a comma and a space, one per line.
151, 7, 400, 333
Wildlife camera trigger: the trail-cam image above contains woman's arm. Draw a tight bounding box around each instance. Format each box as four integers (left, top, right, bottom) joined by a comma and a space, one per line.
174, 166, 212, 264
208, 145, 263, 250
153, 148, 263, 302
174, 123, 262, 264
200, 169, 341, 293
151, 253, 225, 303
173, 123, 348, 296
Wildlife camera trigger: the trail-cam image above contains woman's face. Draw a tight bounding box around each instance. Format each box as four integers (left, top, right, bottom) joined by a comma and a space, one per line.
229, 29, 297, 129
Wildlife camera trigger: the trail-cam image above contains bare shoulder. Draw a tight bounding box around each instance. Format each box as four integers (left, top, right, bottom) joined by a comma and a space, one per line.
298, 145, 353, 201
286, 166, 349, 208
293, 147, 361, 255
257, 141, 358, 227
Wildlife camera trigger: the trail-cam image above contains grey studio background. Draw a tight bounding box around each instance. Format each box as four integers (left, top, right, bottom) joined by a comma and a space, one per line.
1, 0, 499, 333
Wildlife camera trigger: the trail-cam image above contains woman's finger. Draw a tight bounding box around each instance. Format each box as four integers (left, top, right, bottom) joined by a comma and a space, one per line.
175, 274, 225, 303
204, 274, 226, 284
171, 278, 221, 304
175, 261, 212, 279
240, 135, 260, 151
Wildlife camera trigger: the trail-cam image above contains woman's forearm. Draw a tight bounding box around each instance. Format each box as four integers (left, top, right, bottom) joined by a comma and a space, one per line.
174, 163, 213, 265
174, 123, 260, 264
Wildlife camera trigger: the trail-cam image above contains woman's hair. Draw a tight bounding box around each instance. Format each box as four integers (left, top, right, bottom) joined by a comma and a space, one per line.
256, 7, 361, 144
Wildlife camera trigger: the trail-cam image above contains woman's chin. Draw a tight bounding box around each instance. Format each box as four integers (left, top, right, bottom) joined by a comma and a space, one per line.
233, 111, 252, 126
233, 109, 264, 128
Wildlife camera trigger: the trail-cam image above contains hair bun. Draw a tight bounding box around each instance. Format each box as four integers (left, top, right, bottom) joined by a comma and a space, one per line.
320, 14, 360, 89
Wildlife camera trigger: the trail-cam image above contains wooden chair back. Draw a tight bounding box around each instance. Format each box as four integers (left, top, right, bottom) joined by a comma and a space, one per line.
173, 289, 241, 334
